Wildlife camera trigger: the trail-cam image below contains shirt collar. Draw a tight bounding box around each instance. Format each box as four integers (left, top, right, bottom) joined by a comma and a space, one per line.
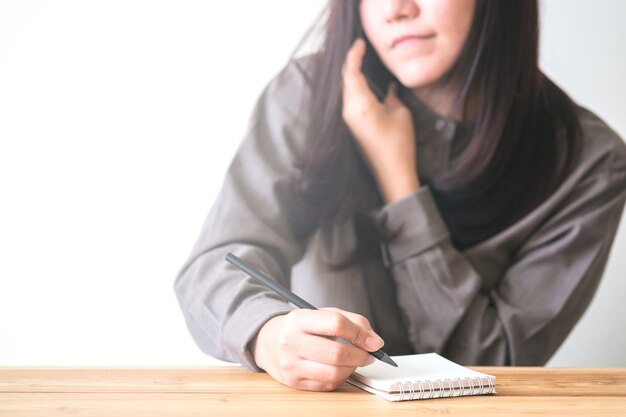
398, 85, 459, 143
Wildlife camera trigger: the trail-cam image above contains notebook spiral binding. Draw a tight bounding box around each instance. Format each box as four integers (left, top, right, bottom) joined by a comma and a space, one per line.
395, 376, 496, 401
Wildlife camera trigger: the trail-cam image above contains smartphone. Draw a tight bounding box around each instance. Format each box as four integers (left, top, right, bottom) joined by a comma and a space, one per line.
361, 37, 395, 102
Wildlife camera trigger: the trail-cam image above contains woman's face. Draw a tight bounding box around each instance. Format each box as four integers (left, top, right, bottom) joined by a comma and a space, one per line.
360, 0, 475, 91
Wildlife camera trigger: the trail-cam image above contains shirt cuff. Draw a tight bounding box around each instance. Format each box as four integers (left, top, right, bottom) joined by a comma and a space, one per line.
221, 297, 295, 372
377, 186, 450, 266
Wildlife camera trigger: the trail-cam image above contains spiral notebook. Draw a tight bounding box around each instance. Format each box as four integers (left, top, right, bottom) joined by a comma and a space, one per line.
347, 353, 496, 402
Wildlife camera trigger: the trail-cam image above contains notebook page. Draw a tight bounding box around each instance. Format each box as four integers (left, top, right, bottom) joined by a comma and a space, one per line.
351, 353, 494, 392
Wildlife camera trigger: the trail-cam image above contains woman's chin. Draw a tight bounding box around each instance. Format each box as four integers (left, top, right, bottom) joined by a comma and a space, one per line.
392, 69, 441, 91
396, 77, 438, 92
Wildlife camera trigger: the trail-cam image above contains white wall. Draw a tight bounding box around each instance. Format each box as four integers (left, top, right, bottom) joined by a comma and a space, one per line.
0, 0, 328, 366
0, 0, 623, 366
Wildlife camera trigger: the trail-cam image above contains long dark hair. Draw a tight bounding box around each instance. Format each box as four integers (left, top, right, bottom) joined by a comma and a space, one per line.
288, 0, 581, 260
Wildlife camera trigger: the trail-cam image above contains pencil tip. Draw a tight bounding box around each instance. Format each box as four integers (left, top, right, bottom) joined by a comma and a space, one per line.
380, 352, 398, 367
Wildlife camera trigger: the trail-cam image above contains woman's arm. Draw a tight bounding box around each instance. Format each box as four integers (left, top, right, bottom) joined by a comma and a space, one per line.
378, 143, 626, 365
174, 56, 384, 388
173, 57, 313, 370
341, 37, 626, 366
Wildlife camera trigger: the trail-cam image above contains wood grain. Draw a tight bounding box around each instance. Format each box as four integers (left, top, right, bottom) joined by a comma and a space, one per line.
1, 367, 625, 417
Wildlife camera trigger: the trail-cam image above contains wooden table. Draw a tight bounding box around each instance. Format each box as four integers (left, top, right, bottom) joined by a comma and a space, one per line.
1, 367, 625, 416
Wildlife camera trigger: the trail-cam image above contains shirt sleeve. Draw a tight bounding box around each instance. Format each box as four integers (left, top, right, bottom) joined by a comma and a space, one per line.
173, 58, 314, 371
377, 141, 626, 366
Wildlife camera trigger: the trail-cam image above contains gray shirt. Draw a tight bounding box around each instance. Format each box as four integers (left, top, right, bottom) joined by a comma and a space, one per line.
174, 54, 626, 370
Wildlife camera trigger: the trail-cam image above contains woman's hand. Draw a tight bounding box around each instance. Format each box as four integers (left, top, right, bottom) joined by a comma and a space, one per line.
341, 37, 420, 204
250, 307, 385, 391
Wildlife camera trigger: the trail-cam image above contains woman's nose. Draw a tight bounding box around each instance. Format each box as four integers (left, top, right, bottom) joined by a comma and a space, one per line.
384, 0, 420, 23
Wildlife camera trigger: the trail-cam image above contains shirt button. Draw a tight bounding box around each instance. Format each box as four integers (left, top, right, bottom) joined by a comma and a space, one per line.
435, 119, 446, 132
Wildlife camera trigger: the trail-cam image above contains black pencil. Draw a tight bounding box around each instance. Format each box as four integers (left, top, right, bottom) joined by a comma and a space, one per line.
225, 252, 398, 368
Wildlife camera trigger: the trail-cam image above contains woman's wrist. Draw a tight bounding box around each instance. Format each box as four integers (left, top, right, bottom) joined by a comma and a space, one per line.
380, 174, 421, 205
250, 315, 283, 371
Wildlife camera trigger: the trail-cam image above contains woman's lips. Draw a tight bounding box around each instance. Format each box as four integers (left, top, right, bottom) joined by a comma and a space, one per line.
391, 34, 436, 48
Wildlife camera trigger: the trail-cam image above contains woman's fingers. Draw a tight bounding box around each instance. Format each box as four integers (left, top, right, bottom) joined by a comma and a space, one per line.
321, 307, 373, 331
295, 332, 375, 368
293, 359, 358, 391
341, 37, 365, 87
342, 38, 378, 106
292, 309, 384, 352
257, 309, 385, 392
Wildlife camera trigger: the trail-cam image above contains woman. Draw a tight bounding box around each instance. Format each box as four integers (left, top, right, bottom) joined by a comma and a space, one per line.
174, 0, 626, 391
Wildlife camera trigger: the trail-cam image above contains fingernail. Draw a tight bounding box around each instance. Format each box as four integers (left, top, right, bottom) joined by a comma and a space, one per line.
366, 332, 384, 351
368, 355, 376, 365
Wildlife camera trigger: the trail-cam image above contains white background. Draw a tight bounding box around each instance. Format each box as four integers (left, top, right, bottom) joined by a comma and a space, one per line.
0, 0, 624, 366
